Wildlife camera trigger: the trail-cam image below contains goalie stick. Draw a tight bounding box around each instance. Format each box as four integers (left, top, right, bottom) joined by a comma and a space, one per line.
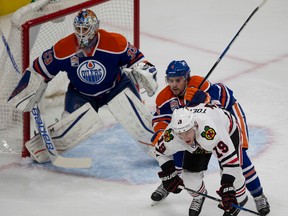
197, 0, 268, 89
0, 27, 92, 168
183, 187, 260, 215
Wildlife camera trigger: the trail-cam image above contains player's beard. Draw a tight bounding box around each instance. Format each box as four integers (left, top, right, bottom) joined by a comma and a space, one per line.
172, 85, 186, 97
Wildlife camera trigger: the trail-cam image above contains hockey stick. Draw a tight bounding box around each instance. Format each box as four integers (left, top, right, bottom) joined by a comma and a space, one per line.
198, 0, 268, 89
31, 105, 92, 168
183, 187, 260, 215
0, 27, 92, 168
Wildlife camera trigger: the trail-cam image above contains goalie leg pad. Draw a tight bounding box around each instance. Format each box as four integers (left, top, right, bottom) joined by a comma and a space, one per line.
26, 103, 104, 163
7, 68, 47, 112
107, 88, 155, 157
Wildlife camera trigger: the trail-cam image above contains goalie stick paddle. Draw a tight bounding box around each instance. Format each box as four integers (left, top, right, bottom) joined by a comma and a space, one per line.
183, 187, 261, 215
0, 27, 92, 168
31, 105, 92, 168
197, 0, 268, 89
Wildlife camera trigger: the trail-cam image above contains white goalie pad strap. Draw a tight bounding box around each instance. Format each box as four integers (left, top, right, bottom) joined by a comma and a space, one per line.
26, 103, 104, 163
123, 61, 158, 97
7, 68, 47, 112
107, 88, 155, 158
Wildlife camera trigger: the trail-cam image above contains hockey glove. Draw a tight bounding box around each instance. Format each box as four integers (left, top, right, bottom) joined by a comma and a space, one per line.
217, 184, 237, 211
158, 167, 184, 194
123, 61, 158, 97
184, 87, 209, 106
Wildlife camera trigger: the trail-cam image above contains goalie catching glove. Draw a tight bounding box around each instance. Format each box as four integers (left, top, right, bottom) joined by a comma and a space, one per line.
158, 160, 184, 193
123, 61, 158, 97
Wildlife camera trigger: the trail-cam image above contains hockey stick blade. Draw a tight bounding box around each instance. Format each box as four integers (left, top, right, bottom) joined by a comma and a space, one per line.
183, 187, 260, 215
53, 156, 92, 169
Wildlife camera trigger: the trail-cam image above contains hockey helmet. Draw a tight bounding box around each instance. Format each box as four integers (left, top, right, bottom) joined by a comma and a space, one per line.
165, 60, 190, 79
74, 9, 100, 47
170, 107, 195, 134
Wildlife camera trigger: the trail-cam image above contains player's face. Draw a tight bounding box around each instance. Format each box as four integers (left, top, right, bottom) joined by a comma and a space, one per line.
75, 26, 90, 37
177, 128, 195, 146
166, 76, 187, 96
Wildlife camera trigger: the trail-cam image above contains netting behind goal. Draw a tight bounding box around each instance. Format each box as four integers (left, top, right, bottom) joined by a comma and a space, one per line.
0, 0, 139, 157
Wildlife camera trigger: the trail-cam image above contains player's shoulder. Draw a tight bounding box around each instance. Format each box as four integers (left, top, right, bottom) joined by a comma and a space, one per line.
54, 33, 78, 58
97, 29, 128, 53
156, 86, 175, 106
189, 75, 211, 92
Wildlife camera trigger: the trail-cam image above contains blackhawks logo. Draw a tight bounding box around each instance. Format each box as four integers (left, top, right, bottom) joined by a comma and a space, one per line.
201, 126, 216, 140
163, 128, 174, 142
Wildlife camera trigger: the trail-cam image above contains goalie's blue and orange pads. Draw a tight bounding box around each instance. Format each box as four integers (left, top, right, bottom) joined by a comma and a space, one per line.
107, 88, 155, 157
7, 68, 47, 112
26, 103, 104, 163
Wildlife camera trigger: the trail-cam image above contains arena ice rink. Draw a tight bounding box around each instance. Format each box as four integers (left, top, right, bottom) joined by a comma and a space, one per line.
0, 0, 287, 215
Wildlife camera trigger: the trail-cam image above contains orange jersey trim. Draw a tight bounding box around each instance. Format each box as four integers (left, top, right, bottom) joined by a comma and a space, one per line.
153, 121, 169, 133
219, 84, 227, 107
97, 29, 128, 53
189, 75, 211, 91
155, 86, 175, 107
233, 103, 249, 149
54, 33, 78, 58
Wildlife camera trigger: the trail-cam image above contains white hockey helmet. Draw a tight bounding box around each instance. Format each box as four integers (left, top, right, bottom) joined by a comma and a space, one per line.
170, 107, 195, 133
74, 9, 100, 47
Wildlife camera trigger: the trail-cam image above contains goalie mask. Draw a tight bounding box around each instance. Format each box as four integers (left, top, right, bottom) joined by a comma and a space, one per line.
74, 9, 100, 48
166, 60, 190, 80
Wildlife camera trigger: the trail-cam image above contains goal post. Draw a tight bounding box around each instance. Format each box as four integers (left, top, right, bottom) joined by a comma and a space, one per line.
0, 0, 140, 157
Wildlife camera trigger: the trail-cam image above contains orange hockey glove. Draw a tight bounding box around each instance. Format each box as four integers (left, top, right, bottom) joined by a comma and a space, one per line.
185, 87, 209, 106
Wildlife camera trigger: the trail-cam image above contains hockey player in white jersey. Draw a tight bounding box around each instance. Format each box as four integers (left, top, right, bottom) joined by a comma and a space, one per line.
153, 104, 248, 216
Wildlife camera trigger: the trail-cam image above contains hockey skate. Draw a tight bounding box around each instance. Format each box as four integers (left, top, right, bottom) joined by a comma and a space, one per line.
189, 189, 207, 216
151, 183, 169, 206
254, 193, 270, 215
222, 195, 248, 216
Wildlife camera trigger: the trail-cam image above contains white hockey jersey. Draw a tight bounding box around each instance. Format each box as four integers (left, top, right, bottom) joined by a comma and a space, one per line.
154, 103, 243, 179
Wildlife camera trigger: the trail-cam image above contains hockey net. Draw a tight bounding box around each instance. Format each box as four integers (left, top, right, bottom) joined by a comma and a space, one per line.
0, 0, 139, 157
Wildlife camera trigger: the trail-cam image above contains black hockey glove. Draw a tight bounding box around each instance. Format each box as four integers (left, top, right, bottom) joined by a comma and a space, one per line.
217, 184, 237, 211
158, 167, 184, 194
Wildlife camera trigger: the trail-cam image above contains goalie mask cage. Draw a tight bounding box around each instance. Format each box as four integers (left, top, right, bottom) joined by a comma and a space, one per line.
0, 0, 140, 157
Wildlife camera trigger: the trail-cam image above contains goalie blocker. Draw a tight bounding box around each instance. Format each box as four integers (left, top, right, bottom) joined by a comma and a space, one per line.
8, 68, 47, 112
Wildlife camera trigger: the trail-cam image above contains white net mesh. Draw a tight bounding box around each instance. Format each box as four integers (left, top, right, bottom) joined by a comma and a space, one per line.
0, 0, 138, 155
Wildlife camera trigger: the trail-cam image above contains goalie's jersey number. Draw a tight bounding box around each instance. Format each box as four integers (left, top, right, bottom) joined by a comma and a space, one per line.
77, 60, 107, 85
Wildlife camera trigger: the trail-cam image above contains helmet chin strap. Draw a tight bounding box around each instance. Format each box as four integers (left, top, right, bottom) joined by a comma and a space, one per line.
178, 82, 188, 98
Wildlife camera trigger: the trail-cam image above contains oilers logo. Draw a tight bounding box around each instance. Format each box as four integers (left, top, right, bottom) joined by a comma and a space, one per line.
77, 60, 106, 84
